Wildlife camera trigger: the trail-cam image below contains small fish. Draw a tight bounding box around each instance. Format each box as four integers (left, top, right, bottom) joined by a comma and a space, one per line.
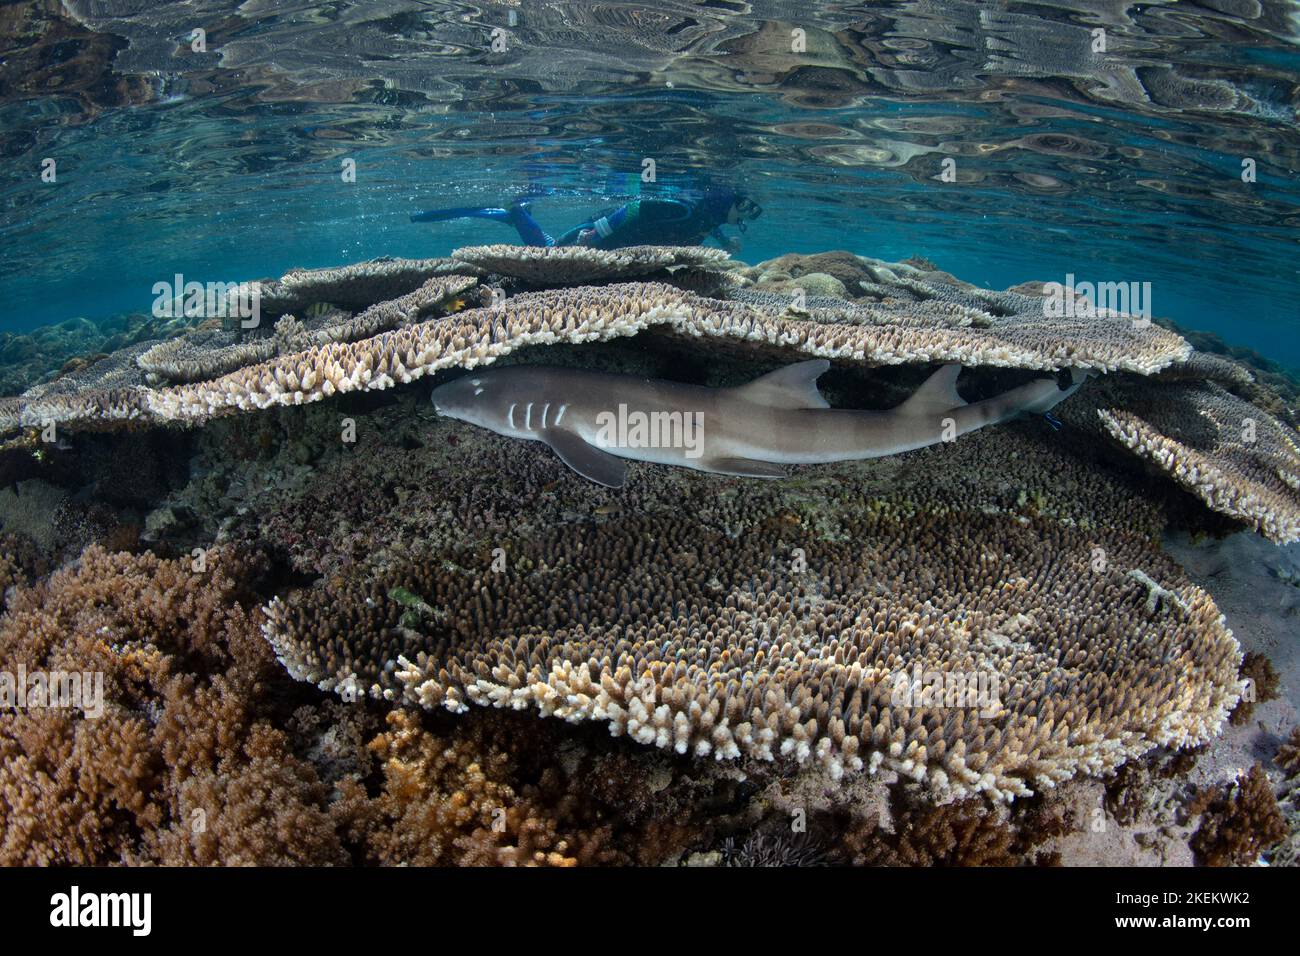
304, 302, 337, 318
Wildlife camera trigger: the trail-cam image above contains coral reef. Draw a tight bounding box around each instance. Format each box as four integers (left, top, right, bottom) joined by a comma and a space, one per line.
136, 275, 477, 384
4, 246, 1298, 865
1275, 728, 1300, 777
9, 270, 1189, 434
0, 545, 334, 864
1097, 380, 1300, 544
253, 389, 1242, 803
0, 545, 721, 865
255, 257, 484, 317
451, 243, 731, 284
1187, 765, 1287, 866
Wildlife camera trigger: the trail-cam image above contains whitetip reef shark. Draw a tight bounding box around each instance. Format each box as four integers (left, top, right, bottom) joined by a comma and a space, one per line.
430, 359, 1086, 489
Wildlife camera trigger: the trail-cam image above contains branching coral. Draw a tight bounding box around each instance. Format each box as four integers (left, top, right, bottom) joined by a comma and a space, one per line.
1187, 765, 1287, 866
0, 544, 350, 865
0, 544, 737, 866
1229, 651, 1280, 725
1275, 727, 1300, 777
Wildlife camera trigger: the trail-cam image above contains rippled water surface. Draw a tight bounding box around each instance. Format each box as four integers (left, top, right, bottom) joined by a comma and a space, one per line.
1, 1, 1297, 367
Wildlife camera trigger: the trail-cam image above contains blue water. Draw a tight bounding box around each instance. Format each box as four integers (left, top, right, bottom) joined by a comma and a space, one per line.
1, 2, 1298, 375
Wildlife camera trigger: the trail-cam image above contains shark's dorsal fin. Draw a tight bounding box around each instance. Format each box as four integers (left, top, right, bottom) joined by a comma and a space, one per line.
897, 364, 966, 417
732, 359, 830, 409
545, 430, 628, 489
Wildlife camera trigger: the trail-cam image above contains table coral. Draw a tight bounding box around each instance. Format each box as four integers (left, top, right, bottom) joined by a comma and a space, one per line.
256, 399, 1243, 803
451, 243, 731, 284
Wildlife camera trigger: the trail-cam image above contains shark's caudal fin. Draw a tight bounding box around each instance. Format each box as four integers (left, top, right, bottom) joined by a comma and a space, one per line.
897, 364, 967, 417
731, 359, 831, 409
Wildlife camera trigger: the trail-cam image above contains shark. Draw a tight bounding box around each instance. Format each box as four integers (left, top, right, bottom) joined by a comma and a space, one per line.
429, 359, 1086, 489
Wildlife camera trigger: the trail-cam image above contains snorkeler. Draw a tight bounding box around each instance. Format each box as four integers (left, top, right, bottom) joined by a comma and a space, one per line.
410, 187, 762, 252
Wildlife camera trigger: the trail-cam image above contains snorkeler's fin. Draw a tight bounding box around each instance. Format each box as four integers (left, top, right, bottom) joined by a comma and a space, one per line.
409, 206, 513, 223
409, 201, 553, 247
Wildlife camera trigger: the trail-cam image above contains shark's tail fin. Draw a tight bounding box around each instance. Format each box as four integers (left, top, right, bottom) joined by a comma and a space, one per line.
1018, 367, 1090, 415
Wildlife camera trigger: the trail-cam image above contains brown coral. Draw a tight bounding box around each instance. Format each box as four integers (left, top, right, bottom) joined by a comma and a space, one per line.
0, 544, 349, 865
1275, 727, 1300, 777
1187, 765, 1287, 866
1229, 651, 1281, 725
0, 543, 735, 866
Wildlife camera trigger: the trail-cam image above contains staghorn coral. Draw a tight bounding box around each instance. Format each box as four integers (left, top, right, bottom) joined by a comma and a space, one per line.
1187, 765, 1287, 866
0, 530, 49, 606
841, 797, 1023, 866
451, 243, 731, 284
1097, 380, 1300, 544
356, 708, 612, 866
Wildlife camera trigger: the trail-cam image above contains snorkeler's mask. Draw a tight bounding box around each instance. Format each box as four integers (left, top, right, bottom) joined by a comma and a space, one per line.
734, 196, 762, 232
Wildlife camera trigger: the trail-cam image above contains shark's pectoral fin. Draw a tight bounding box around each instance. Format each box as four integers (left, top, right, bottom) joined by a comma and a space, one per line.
545, 430, 628, 488
701, 456, 787, 479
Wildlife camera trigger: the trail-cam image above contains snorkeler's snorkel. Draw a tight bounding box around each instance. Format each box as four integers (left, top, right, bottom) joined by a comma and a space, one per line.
734, 195, 762, 232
